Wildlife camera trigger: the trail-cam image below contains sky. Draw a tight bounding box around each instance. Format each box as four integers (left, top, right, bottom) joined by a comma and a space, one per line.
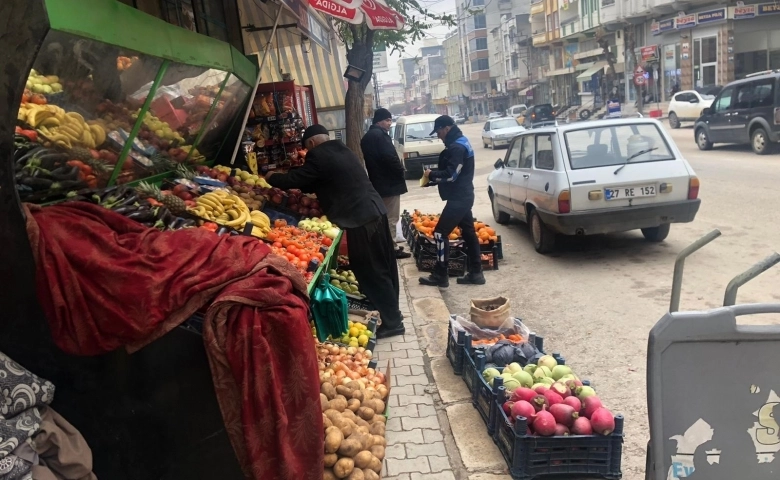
377, 0, 458, 84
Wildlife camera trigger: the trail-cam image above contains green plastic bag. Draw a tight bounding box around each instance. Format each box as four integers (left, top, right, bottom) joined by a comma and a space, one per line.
311, 273, 349, 342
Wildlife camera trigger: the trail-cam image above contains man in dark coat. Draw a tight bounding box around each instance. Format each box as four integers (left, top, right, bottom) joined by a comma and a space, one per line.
266, 125, 405, 339
419, 115, 485, 288
360, 108, 410, 259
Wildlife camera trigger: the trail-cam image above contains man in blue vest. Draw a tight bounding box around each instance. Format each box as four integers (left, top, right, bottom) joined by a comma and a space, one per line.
419, 115, 485, 288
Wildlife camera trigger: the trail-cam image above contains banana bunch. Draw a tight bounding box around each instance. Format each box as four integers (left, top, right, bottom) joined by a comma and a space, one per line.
180, 145, 205, 163
189, 190, 271, 237
21, 104, 106, 149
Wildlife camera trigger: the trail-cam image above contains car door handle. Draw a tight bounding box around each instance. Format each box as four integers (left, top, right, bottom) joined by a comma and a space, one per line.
523, 174, 530, 179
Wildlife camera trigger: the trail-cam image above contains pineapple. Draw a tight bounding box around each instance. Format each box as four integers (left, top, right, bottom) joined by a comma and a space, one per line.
70, 146, 110, 175
135, 181, 187, 215
175, 163, 196, 180
149, 154, 176, 175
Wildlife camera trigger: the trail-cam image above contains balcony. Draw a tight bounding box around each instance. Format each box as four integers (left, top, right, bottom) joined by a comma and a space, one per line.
532, 31, 548, 46
498, 0, 512, 12
560, 17, 580, 38
530, 1, 545, 16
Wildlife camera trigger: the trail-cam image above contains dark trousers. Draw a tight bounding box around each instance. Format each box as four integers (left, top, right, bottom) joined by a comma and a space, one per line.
433, 199, 481, 273
346, 215, 403, 329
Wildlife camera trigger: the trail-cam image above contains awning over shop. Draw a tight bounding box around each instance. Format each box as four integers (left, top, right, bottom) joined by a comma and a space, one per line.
576, 62, 594, 71
547, 67, 574, 77
239, 0, 346, 109
577, 61, 607, 81
518, 86, 533, 96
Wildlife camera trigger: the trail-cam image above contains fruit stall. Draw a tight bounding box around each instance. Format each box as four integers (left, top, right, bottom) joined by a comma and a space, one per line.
1, 1, 393, 479
445, 302, 625, 480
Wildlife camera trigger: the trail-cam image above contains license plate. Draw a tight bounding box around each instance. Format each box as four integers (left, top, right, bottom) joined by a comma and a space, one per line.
605, 185, 656, 200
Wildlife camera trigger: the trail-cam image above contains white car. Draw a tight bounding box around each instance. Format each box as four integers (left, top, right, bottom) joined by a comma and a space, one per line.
481, 117, 526, 149
667, 90, 715, 128
487, 118, 701, 253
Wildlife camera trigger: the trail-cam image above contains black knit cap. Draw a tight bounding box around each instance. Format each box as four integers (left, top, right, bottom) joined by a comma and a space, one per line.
301, 124, 330, 145
372, 108, 393, 124
430, 115, 455, 135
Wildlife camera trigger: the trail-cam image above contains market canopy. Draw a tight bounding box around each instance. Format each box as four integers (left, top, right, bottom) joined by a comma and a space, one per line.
577, 61, 607, 81
308, 0, 406, 30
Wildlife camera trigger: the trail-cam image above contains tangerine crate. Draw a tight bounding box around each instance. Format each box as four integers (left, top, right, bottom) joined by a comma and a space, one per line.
416, 249, 468, 277
492, 387, 624, 480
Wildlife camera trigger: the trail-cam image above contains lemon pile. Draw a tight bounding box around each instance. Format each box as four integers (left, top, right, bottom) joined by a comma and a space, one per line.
337, 321, 372, 348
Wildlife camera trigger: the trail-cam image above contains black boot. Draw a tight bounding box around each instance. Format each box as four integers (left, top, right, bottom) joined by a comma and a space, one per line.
395, 247, 411, 259
419, 264, 449, 288
376, 323, 406, 339
457, 270, 486, 285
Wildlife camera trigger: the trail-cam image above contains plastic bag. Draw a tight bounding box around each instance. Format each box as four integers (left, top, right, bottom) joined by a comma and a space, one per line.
450, 315, 530, 341
311, 273, 348, 342
485, 340, 542, 367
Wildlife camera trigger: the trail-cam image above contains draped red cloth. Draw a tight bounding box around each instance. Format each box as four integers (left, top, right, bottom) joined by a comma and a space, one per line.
24, 202, 323, 480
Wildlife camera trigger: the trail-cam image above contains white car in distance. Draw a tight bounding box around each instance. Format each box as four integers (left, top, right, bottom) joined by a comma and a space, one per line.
667, 90, 715, 128
481, 117, 526, 149
487, 118, 701, 253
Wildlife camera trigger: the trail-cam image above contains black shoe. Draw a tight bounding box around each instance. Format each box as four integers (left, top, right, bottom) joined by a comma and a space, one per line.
457, 271, 486, 285
376, 324, 406, 339
396, 248, 412, 259
419, 271, 449, 288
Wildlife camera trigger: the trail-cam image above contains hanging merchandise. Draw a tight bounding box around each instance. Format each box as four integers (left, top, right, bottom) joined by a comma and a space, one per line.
312, 273, 350, 342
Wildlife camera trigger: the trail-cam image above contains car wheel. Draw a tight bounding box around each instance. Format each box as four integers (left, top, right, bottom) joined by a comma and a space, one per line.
668, 112, 680, 129
490, 190, 510, 225
529, 209, 555, 254
751, 127, 776, 155
483, 139, 489, 148
641, 224, 670, 242
696, 128, 713, 151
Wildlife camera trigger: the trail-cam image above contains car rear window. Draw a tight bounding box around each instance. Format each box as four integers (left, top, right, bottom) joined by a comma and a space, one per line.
405, 122, 436, 140
534, 105, 554, 116
564, 123, 676, 170
491, 119, 520, 129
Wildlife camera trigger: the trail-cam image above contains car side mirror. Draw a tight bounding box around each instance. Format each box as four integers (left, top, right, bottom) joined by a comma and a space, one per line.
689, 98, 699, 103
702, 107, 713, 115
494, 159, 504, 169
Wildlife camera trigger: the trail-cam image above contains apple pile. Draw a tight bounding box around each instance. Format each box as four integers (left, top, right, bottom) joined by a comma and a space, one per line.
298, 216, 341, 240
483, 355, 617, 437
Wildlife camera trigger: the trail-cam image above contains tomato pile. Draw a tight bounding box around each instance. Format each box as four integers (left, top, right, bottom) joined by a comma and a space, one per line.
266, 221, 333, 280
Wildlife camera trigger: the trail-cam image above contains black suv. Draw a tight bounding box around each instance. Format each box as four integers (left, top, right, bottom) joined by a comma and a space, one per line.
694, 71, 780, 155
523, 104, 556, 127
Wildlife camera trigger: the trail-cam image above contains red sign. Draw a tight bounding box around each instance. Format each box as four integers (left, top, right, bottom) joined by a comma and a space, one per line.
309, 0, 362, 23
361, 0, 404, 30
634, 65, 645, 75
640, 45, 658, 62
633, 74, 646, 87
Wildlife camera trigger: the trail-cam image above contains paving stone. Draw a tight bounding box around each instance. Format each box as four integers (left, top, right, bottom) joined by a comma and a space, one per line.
392, 365, 411, 376
406, 441, 447, 458
397, 394, 434, 406
386, 428, 424, 445
402, 263, 422, 279
379, 349, 408, 360
423, 322, 449, 358
417, 404, 437, 417
392, 341, 420, 351
427, 456, 452, 473
388, 395, 400, 408
392, 403, 419, 418
414, 384, 431, 395
412, 297, 451, 324
385, 475, 411, 480
386, 416, 402, 432
375, 341, 393, 352
389, 384, 416, 396
411, 472, 455, 480
394, 356, 425, 367
407, 349, 424, 358
401, 415, 441, 430
422, 429, 444, 443
385, 443, 406, 460
410, 365, 426, 376
430, 356, 471, 404
446, 403, 506, 470
386, 457, 431, 476
394, 374, 429, 387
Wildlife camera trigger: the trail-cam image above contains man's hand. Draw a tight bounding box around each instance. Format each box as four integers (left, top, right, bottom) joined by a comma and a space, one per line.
423, 169, 432, 177
264, 170, 277, 180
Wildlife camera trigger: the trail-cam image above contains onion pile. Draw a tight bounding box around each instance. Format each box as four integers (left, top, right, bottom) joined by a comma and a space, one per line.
317, 344, 388, 399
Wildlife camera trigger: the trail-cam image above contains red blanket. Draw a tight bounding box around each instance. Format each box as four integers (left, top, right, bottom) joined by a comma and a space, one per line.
24, 202, 323, 480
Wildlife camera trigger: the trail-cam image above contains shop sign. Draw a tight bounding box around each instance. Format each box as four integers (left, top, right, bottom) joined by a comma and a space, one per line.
696, 8, 726, 24
470, 93, 486, 100
487, 92, 508, 99
506, 79, 520, 90
758, 2, 780, 15
652, 18, 675, 36
651, 22, 660, 35
607, 100, 621, 118
641, 45, 659, 63
676, 14, 696, 29
373, 44, 389, 73
733, 5, 757, 19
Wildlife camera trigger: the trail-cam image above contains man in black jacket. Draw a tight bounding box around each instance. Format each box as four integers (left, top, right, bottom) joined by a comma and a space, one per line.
419, 115, 485, 288
266, 125, 405, 339
360, 108, 410, 259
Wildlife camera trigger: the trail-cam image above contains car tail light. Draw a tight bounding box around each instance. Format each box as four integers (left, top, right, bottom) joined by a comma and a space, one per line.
404, 152, 418, 159
688, 177, 700, 200
558, 190, 571, 214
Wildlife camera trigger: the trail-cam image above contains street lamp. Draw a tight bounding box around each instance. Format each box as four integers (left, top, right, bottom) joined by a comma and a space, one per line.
343, 65, 366, 83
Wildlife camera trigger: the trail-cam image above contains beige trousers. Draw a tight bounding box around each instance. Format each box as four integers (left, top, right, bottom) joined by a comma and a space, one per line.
382, 196, 401, 242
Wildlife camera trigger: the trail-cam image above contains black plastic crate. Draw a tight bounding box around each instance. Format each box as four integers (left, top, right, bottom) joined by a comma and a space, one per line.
446, 321, 467, 375
469, 350, 499, 433
416, 249, 467, 277
492, 387, 624, 480
401, 213, 411, 240
345, 293, 374, 312
416, 234, 465, 257
462, 347, 481, 395
480, 235, 504, 260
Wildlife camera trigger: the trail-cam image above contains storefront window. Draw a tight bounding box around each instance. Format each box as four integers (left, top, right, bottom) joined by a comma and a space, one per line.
693, 36, 718, 88
663, 44, 680, 101
770, 50, 780, 70
736, 52, 768, 79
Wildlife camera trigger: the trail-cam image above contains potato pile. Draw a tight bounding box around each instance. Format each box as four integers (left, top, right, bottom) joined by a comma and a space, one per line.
319, 344, 389, 480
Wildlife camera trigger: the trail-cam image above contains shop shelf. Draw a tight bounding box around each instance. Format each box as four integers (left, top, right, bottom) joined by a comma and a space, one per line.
416, 249, 467, 277
492, 387, 624, 480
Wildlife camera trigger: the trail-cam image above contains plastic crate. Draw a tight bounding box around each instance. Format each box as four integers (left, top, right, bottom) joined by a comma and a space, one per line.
416, 249, 467, 277
401, 213, 411, 240
346, 293, 374, 312
461, 347, 481, 395
492, 387, 624, 480
462, 330, 546, 364
480, 235, 504, 260
416, 234, 465, 257
446, 320, 467, 375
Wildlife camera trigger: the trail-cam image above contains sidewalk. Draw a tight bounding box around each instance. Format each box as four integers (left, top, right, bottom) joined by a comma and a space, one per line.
377, 258, 511, 480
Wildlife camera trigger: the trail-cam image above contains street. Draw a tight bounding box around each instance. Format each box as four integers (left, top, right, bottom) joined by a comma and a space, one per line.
400, 120, 780, 479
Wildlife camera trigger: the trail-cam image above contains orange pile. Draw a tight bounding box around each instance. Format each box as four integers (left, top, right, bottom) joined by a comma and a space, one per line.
471, 333, 524, 346
410, 209, 498, 244
266, 224, 328, 275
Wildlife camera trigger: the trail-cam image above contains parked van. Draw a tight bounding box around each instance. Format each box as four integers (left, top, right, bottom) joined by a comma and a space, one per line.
507, 104, 528, 120
694, 70, 780, 155
392, 114, 445, 179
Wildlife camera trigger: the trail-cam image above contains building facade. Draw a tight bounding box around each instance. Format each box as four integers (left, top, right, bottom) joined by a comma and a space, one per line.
457, 0, 491, 117
444, 30, 466, 116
